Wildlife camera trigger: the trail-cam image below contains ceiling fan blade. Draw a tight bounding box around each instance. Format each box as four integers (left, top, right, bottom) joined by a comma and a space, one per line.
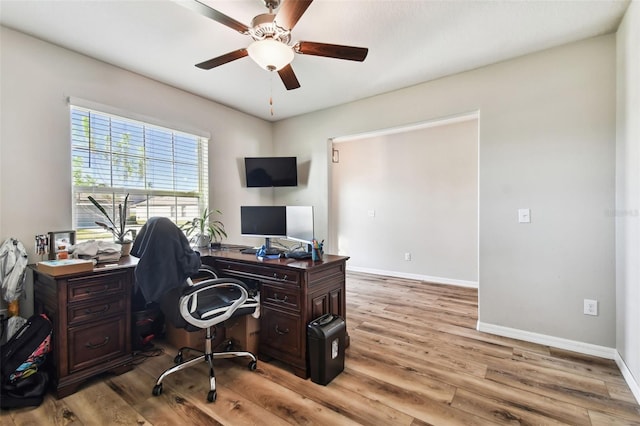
181, 0, 249, 34
278, 64, 301, 90
275, 0, 313, 30
295, 41, 368, 62
195, 48, 248, 69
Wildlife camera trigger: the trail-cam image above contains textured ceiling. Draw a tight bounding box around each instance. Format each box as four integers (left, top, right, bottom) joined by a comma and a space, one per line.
0, 0, 630, 121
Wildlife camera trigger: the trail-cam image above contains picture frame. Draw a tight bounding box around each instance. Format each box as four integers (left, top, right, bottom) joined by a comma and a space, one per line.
48, 230, 76, 260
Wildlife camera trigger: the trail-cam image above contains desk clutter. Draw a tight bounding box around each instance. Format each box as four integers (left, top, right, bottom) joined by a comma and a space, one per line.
69, 240, 122, 263
36, 259, 94, 276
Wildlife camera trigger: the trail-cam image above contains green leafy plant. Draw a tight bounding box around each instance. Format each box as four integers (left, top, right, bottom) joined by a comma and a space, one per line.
181, 208, 227, 246
88, 193, 135, 243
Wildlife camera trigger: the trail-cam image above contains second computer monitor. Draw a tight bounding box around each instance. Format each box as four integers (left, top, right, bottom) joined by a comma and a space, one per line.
286, 206, 314, 245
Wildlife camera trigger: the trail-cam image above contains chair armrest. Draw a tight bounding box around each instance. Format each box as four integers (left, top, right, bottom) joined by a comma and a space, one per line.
179, 277, 257, 329
185, 265, 218, 286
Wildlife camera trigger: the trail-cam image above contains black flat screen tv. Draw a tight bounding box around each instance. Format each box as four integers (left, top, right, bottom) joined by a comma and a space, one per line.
245, 156, 298, 187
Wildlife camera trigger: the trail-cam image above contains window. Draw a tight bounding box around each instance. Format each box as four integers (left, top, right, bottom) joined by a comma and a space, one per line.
71, 105, 208, 241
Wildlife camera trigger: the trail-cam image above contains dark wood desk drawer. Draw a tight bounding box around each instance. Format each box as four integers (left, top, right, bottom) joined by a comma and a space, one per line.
261, 283, 300, 312
215, 260, 300, 286
68, 315, 127, 373
67, 295, 126, 325
68, 273, 127, 303
260, 307, 301, 358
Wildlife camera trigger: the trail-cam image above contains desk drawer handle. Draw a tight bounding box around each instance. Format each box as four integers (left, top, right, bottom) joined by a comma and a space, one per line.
85, 336, 110, 349
85, 304, 111, 315
272, 274, 288, 281
85, 285, 109, 295
273, 293, 288, 303
275, 325, 289, 335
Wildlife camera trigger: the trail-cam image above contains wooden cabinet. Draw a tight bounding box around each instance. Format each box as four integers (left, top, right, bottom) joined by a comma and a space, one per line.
202, 250, 348, 378
32, 258, 136, 398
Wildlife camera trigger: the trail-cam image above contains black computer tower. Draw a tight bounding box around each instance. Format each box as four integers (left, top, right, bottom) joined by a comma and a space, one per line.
307, 313, 346, 385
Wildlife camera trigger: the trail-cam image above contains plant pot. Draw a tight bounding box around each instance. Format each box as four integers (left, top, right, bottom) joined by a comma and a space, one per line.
196, 235, 211, 248
119, 241, 133, 256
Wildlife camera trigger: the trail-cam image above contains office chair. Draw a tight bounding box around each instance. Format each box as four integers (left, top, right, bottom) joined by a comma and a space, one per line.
131, 217, 258, 403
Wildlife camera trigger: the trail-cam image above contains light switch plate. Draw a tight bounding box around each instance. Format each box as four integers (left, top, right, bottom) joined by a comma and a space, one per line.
518, 208, 531, 223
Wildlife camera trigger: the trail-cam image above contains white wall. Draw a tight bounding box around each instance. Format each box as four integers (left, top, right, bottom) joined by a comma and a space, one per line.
0, 27, 271, 265
330, 118, 478, 285
274, 35, 617, 348
616, 0, 640, 397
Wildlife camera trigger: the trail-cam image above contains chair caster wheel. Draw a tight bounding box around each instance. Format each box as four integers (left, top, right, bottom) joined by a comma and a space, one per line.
248, 360, 257, 371
152, 384, 163, 396
207, 390, 217, 402
174, 354, 183, 364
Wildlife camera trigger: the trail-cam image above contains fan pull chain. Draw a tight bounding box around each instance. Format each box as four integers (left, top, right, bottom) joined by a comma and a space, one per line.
269, 72, 274, 116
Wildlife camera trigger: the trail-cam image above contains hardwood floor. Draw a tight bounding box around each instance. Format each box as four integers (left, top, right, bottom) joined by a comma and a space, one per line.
3, 271, 639, 425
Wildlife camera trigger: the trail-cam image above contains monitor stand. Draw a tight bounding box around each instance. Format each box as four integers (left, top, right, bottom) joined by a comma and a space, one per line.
263, 238, 281, 256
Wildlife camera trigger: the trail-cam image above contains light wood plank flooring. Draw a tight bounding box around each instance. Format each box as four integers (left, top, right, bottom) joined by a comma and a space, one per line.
2, 271, 639, 425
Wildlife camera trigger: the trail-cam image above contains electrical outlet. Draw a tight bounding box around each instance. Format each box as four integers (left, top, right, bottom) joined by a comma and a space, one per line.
404, 252, 411, 261
584, 299, 598, 316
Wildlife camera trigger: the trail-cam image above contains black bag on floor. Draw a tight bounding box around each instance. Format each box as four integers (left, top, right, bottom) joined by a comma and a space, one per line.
0, 313, 52, 408
0, 370, 49, 408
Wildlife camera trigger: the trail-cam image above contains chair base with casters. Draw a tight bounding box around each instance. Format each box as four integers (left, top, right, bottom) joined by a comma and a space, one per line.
151, 266, 259, 403
151, 323, 257, 402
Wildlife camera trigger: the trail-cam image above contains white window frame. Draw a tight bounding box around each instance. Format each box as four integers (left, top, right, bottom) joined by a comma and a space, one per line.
69, 100, 209, 241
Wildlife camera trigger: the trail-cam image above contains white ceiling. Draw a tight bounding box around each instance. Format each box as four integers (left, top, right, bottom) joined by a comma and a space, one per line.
0, 0, 630, 122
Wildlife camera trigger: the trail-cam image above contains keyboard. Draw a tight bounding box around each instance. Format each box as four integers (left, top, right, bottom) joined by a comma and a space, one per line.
285, 251, 312, 260
241, 247, 282, 256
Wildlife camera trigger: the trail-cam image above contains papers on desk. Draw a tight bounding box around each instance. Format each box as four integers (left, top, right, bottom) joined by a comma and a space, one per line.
69, 240, 122, 263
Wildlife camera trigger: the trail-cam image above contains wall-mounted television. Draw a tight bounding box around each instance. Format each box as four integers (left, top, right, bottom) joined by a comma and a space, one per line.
240, 206, 287, 250
245, 156, 298, 187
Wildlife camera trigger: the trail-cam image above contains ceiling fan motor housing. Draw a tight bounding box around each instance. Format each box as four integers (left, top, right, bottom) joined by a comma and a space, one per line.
250, 13, 291, 44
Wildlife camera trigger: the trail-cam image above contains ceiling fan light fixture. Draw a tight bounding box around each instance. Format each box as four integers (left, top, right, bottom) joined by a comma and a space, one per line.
247, 39, 294, 71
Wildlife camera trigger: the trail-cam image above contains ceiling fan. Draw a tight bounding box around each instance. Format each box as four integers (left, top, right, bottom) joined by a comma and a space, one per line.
181, 0, 369, 90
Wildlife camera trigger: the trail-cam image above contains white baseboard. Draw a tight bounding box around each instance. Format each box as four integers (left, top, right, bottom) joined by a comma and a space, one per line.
478, 321, 640, 404
615, 351, 640, 404
346, 266, 478, 288
477, 321, 617, 359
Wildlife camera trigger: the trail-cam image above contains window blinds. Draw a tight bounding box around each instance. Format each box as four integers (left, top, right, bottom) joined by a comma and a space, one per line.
70, 105, 208, 238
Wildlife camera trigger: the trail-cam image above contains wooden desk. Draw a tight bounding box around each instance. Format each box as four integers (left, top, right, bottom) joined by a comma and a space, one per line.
32, 257, 137, 398
199, 248, 349, 378
32, 247, 348, 395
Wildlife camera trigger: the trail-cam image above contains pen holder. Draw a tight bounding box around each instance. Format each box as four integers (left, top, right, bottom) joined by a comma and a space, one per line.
311, 247, 323, 261
311, 242, 323, 261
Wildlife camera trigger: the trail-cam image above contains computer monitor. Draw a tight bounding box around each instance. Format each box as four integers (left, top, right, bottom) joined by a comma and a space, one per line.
240, 206, 287, 250
286, 206, 314, 249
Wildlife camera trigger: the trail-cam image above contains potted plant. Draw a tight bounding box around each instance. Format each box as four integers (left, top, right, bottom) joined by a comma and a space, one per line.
181, 208, 227, 248
88, 193, 135, 255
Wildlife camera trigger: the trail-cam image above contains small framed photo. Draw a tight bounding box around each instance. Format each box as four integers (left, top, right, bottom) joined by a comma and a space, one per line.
48, 230, 76, 260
